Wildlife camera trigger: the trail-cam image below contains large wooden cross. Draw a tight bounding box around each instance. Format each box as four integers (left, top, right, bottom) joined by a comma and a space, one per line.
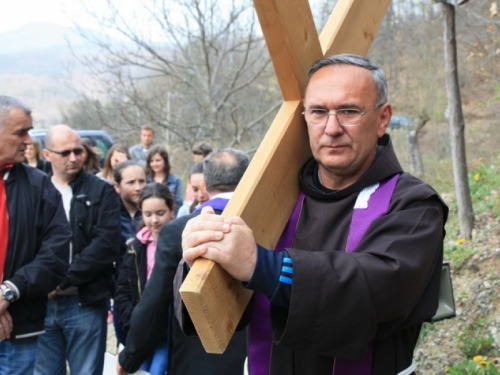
180, 0, 392, 354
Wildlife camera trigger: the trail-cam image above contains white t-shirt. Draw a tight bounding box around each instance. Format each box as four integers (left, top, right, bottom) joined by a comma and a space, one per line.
51, 178, 73, 262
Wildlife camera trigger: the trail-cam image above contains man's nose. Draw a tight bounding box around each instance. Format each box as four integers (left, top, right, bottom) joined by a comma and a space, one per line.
23, 134, 33, 144
324, 113, 344, 136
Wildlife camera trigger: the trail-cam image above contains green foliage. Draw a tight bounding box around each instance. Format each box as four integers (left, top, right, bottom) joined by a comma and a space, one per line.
442, 158, 500, 269
444, 242, 475, 271
419, 322, 436, 340
457, 320, 495, 358
468, 163, 500, 215
446, 358, 500, 375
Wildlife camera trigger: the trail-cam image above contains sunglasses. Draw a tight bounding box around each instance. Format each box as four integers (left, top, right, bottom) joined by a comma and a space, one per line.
47, 147, 84, 157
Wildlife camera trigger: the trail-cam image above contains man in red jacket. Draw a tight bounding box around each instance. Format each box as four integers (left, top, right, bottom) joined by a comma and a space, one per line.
0, 96, 70, 375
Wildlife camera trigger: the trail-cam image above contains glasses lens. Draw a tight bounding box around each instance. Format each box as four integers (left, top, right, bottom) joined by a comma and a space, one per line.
57, 148, 84, 157
337, 109, 362, 126
305, 109, 328, 126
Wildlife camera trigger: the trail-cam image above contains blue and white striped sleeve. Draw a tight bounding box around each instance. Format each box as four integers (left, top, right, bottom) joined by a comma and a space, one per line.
244, 245, 293, 308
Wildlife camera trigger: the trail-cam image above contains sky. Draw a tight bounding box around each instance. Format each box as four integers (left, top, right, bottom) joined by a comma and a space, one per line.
0, 0, 95, 33
0, 0, 158, 34
0, 0, 326, 34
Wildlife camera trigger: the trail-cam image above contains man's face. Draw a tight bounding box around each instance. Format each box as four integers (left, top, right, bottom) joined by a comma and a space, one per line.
44, 130, 83, 181
303, 65, 391, 190
114, 165, 146, 207
140, 130, 154, 148
0, 108, 33, 166
190, 173, 209, 204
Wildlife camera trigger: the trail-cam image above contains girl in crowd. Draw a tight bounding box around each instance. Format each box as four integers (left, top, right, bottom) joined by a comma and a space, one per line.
114, 183, 175, 375
145, 145, 183, 216
24, 138, 51, 173
98, 144, 131, 183
81, 138, 101, 175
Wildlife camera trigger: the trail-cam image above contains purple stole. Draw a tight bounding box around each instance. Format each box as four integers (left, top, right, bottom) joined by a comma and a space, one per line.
196, 197, 232, 212
248, 174, 400, 375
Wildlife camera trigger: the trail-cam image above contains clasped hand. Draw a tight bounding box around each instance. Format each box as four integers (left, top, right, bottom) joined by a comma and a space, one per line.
182, 206, 257, 282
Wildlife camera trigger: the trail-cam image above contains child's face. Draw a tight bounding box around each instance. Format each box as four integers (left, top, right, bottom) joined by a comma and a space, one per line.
141, 197, 174, 239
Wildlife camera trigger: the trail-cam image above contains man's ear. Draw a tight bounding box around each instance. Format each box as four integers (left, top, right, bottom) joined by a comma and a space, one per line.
113, 182, 120, 195
377, 103, 393, 138
42, 149, 51, 162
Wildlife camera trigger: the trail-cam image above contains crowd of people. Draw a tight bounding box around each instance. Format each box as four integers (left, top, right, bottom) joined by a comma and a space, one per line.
0, 53, 448, 375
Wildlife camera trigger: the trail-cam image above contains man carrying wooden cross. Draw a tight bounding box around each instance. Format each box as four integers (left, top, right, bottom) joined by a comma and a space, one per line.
182, 54, 448, 375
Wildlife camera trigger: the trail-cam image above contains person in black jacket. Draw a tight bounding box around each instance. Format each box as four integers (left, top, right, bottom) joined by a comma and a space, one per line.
111, 160, 147, 346
117, 148, 249, 375
115, 183, 175, 375
34, 125, 121, 375
0, 96, 71, 375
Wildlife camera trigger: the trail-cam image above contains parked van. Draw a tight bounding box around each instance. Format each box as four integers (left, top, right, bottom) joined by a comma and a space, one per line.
29, 129, 115, 158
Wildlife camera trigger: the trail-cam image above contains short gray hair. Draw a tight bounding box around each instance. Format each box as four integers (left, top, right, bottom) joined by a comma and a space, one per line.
203, 148, 249, 193
0, 96, 32, 127
306, 54, 389, 108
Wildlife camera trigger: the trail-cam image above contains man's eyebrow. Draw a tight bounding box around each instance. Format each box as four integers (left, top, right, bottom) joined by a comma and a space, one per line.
305, 103, 361, 110
304, 104, 327, 109
15, 127, 33, 133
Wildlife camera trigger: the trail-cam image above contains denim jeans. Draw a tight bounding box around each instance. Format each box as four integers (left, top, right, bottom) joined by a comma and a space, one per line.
34, 295, 107, 375
0, 336, 38, 375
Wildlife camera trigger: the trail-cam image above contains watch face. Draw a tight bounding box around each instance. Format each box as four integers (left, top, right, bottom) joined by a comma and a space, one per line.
1, 286, 15, 302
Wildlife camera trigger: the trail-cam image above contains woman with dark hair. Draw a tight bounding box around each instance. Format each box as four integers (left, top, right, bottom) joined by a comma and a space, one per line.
145, 145, 183, 216
24, 138, 51, 173
115, 183, 175, 375
81, 138, 101, 175
97, 144, 131, 183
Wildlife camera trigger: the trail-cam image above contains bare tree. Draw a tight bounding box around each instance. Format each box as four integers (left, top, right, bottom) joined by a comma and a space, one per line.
407, 112, 430, 179
436, 0, 474, 239
68, 0, 281, 151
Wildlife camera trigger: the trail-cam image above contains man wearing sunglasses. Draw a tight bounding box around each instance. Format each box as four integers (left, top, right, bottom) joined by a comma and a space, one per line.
181, 55, 449, 375
35, 125, 121, 375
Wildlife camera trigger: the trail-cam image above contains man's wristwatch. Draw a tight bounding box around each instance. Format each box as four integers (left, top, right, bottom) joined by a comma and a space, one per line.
1, 284, 17, 303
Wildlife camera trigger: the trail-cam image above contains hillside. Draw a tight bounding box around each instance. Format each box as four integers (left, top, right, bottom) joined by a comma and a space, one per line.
389, 118, 500, 373
0, 23, 104, 125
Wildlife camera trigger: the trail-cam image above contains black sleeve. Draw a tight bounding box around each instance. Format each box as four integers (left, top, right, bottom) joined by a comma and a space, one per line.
119, 215, 191, 373
114, 243, 139, 336
9, 172, 71, 298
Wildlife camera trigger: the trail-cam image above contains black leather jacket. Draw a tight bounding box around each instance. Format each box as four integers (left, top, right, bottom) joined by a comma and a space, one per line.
58, 170, 121, 306
4, 164, 71, 339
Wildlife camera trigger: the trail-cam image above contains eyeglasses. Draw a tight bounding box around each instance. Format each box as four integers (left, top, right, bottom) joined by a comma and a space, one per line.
302, 103, 385, 127
47, 148, 84, 157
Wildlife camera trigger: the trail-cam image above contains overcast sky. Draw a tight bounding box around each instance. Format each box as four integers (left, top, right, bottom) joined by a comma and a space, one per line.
0, 0, 154, 34
1, 0, 326, 34
0, 0, 89, 32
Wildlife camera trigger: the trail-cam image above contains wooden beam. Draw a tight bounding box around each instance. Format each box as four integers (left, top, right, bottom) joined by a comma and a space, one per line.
320, 0, 392, 56
179, 101, 308, 353
180, 0, 392, 354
